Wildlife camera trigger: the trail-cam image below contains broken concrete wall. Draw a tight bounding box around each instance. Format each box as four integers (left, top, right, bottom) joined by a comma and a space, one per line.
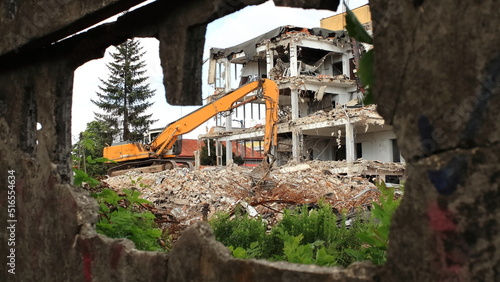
2, 0, 499, 280
370, 0, 500, 280
0, 50, 170, 281
0, 0, 146, 56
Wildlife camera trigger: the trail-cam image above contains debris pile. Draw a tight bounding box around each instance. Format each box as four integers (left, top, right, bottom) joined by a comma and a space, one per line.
103, 160, 400, 238
292, 104, 384, 126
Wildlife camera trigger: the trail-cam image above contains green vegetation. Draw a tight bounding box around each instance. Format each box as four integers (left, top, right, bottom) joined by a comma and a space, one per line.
211, 208, 267, 251
72, 121, 114, 178
72, 154, 112, 189
345, 182, 401, 265
210, 184, 402, 267
91, 188, 168, 252
72, 151, 168, 252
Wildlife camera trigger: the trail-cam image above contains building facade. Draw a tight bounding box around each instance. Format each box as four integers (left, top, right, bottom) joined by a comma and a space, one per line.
200, 11, 403, 179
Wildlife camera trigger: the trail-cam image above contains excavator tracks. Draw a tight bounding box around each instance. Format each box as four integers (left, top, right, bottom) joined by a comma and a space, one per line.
107, 159, 192, 177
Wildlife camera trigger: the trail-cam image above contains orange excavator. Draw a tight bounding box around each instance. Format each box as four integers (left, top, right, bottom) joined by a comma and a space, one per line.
103, 78, 279, 176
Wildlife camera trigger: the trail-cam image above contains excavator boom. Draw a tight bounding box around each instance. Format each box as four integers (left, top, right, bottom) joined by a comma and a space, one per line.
151, 78, 278, 157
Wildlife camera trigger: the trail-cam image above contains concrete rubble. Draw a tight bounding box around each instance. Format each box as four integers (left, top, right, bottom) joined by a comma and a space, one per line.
103, 160, 404, 239
203, 104, 386, 138
293, 104, 384, 125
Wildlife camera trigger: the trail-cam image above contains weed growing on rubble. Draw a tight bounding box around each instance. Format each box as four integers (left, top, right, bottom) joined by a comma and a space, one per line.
92, 188, 166, 252
210, 203, 368, 266
345, 182, 402, 265
210, 209, 267, 252
211, 185, 403, 267
264, 203, 366, 266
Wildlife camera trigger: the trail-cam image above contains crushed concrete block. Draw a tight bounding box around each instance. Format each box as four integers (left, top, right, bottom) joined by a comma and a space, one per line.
279, 163, 311, 173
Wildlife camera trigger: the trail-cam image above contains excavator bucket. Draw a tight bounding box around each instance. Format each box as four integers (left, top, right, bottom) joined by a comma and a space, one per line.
250, 156, 276, 189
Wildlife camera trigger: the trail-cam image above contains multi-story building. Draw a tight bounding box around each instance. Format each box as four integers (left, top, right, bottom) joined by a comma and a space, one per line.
200, 5, 404, 181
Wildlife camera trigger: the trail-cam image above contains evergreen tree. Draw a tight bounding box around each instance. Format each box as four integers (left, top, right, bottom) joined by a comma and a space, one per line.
92, 39, 157, 142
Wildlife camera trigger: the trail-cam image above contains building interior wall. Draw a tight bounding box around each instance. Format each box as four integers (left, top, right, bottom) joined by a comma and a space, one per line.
357, 130, 397, 162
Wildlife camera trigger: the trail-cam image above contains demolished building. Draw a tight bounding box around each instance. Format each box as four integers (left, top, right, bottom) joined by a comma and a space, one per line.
201, 23, 404, 182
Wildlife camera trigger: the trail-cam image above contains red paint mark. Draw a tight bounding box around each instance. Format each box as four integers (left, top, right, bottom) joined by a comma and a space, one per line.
110, 243, 124, 270
427, 202, 467, 279
427, 202, 456, 232
83, 253, 92, 282
448, 262, 463, 275
79, 238, 94, 282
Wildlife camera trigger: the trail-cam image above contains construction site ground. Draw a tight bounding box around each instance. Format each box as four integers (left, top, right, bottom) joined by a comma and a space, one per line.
102, 160, 405, 241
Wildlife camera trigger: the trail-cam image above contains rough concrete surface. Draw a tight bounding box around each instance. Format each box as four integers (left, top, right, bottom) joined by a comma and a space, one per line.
370, 0, 500, 280
1, 0, 499, 281
0, 0, 146, 56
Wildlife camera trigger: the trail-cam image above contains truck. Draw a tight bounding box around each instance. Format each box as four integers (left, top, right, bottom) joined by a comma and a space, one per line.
104, 78, 279, 176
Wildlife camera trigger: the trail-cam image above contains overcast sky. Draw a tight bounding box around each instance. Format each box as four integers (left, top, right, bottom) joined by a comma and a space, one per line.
71, 0, 369, 142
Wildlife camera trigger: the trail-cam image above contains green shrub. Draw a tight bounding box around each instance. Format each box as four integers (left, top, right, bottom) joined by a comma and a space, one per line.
210, 208, 267, 252
210, 187, 402, 267
92, 188, 166, 252
229, 242, 261, 259
270, 204, 340, 249
265, 203, 366, 266
210, 202, 369, 266
345, 182, 402, 265
276, 231, 339, 266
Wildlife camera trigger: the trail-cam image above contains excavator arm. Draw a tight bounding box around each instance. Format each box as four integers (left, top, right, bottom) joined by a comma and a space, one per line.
150, 78, 279, 157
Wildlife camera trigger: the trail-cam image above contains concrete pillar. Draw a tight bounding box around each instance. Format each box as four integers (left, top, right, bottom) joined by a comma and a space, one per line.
266, 44, 274, 78
215, 140, 223, 166
289, 42, 301, 162
194, 150, 200, 170
342, 52, 350, 78
345, 122, 355, 163
289, 42, 298, 77
224, 60, 233, 164
291, 89, 300, 162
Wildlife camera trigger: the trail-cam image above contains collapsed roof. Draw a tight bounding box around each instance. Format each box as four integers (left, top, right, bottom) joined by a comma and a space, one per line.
210, 25, 348, 61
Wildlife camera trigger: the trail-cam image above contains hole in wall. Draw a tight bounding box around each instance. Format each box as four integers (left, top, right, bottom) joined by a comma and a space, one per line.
67, 1, 402, 267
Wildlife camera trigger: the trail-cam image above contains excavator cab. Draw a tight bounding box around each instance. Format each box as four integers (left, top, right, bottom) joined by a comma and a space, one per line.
145, 128, 182, 156
171, 136, 182, 156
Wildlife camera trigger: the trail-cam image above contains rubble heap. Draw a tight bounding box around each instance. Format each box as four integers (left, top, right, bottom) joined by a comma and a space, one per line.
103, 161, 399, 239
292, 104, 384, 126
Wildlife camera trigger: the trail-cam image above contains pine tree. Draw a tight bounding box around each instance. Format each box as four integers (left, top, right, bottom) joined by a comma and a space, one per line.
92, 39, 157, 142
